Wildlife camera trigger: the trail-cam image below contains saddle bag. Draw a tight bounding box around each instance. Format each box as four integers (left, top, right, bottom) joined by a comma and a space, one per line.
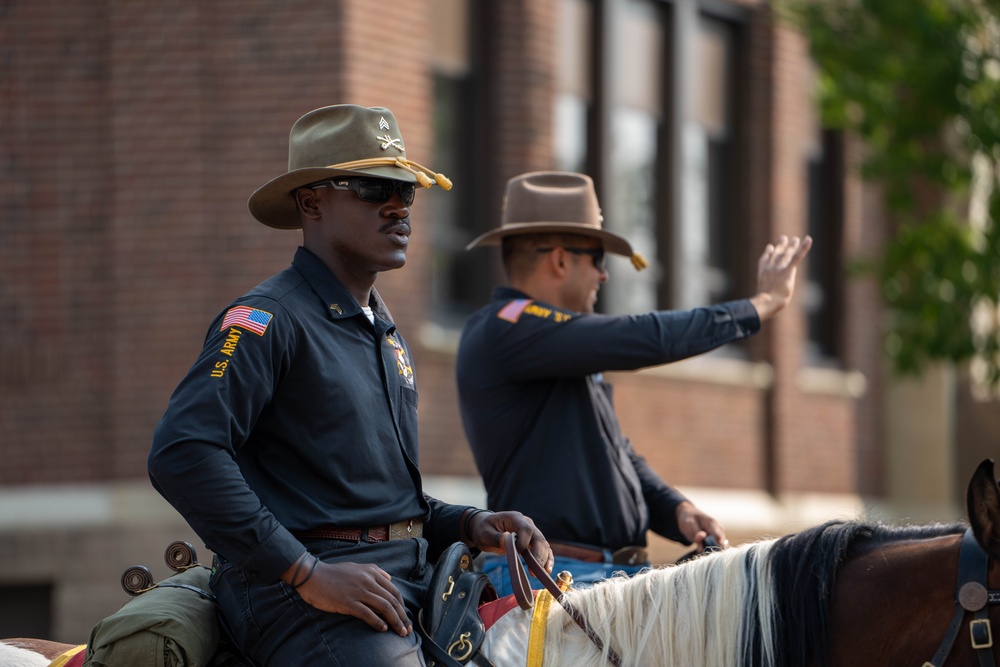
418, 542, 499, 667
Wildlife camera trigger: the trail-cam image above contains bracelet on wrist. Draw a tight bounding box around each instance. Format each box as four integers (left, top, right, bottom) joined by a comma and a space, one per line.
288, 552, 310, 586
292, 555, 319, 589
462, 508, 492, 544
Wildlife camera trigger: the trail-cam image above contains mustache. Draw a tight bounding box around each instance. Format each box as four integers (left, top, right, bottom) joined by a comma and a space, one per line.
379, 219, 410, 234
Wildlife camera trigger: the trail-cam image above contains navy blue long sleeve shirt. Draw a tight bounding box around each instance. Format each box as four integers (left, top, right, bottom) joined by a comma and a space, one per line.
456, 286, 761, 551
149, 247, 467, 582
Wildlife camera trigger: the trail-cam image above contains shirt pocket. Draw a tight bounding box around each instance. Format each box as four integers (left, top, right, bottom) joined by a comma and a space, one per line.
398, 385, 420, 455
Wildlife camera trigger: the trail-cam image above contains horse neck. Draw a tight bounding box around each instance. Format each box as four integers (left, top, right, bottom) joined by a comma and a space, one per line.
830, 532, 969, 666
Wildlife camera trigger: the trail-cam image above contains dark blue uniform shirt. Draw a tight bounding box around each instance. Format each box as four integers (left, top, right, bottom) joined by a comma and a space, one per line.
456, 286, 761, 551
149, 247, 467, 582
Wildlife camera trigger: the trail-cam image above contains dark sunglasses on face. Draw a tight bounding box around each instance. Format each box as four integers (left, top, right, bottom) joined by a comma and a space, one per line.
310, 177, 416, 206
536, 246, 606, 272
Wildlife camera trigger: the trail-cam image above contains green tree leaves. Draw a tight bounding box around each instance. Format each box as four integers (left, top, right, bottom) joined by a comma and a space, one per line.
783, 0, 1000, 386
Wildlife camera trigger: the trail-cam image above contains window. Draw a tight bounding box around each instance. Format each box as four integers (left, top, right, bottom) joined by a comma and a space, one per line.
428, 0, 492, 325
555, 0, 591, 174
604, 0, 664, 314
556, 0, 747, 318
805, 128, 846, 365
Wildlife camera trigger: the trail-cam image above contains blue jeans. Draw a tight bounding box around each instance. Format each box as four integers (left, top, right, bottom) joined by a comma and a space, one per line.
211, 538, 432, 667
478, 552, 649, 597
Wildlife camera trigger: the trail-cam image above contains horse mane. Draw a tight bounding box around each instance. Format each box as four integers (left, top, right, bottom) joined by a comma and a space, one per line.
541, 519, 967, 667
768, 519, 965, 667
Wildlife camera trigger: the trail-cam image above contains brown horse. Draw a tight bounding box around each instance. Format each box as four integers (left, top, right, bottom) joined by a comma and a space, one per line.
5, 458, 1000, 667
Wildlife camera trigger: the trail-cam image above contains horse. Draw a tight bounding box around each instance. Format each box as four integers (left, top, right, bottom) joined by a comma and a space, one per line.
5, 457, 1000, 667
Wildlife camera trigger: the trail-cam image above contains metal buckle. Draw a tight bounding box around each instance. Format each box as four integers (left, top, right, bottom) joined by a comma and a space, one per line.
971, 618, 993, 650
389, 518, 422, 541
447, 631, 473, 661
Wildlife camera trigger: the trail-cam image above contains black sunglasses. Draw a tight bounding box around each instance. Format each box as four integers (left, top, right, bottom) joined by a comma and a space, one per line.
536, 246, 606, 272
311, 177, 416, 206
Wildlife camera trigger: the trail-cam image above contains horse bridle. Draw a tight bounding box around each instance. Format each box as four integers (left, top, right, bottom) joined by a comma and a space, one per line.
925, 528, 1000, 667
504, 534, 623, 666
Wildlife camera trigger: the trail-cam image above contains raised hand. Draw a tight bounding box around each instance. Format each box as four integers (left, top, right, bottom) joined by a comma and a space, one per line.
750, 235, 813, 321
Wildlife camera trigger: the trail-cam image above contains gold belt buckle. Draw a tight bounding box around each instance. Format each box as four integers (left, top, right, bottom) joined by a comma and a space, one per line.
388, 518, 423, 541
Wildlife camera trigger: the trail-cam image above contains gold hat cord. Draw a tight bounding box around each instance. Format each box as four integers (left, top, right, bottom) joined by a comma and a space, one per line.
631, 251, 649, 271
326, 158, 453, 190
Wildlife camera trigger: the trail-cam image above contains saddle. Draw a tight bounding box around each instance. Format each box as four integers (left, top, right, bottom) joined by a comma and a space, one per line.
418, 542, 499, 667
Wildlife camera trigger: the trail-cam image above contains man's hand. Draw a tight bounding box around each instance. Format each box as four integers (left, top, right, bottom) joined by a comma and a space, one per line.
466, 510, 554, 574
285, 557, 413, 637
750, 235, 813, 321
675, 500, 729, 552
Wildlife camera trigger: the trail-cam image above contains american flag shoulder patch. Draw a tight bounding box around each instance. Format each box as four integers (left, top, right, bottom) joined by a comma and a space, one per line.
497, 299, 532, 323
220, 306, 273, 336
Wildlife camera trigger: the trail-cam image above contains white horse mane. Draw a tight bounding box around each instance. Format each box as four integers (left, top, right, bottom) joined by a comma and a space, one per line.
0, 643, 51, 667
541, 537, 780, 667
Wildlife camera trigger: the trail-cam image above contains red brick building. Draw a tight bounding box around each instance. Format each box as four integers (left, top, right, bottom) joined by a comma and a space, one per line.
1, 0, 994, 642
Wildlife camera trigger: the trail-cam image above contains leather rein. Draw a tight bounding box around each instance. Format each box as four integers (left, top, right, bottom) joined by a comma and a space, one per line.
504, 533, 623, 666
925, 528, 1000, 667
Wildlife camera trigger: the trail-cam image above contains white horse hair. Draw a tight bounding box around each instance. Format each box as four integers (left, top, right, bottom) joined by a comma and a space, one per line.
0, 642, 51, 667
540, 538, 780, 667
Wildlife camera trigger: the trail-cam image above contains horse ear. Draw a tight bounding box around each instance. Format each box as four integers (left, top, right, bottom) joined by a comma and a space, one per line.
967, 458, 1000, 557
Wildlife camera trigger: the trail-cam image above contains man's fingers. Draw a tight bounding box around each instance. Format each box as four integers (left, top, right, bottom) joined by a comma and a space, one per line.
793, 235, 813, 261
366, 569, 410, 635
364, 591, 411, 636
300, 562, 412, 636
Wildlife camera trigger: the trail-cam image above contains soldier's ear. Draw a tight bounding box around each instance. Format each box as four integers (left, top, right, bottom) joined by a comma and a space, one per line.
543, 247, 570, 278
295, 187, 323, 223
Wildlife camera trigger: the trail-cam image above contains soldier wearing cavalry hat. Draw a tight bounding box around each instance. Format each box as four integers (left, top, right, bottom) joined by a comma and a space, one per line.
149, 105, 552, 666
457, 171, 811, 595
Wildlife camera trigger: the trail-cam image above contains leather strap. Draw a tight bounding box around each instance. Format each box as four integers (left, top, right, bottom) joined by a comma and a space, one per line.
507, 534, 534, 610
924, 528, 997, 667
417, 610, 498, 667
504, 533, 623, 667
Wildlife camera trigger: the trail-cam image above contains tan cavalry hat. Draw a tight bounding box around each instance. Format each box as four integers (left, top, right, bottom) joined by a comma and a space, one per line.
465, 171, 648, 270
248, 104, 451, 229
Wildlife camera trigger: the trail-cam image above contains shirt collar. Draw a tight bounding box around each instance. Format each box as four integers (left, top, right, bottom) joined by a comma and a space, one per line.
292, 246, 395, 325
492, 286, 533, 302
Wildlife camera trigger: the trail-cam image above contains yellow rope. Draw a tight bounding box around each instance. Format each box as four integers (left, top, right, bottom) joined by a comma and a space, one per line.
46, 644, 86, 667
527, 589, 553, 667
325, 158, 453, 190
631, 251, 649, 271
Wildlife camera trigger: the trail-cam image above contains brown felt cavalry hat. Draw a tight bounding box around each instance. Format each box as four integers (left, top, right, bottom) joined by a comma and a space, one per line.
248, 104, 451, 229
465, 171, 648, 270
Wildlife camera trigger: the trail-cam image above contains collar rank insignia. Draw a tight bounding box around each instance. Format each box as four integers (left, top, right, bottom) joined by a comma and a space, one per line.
379, 116, 391, 130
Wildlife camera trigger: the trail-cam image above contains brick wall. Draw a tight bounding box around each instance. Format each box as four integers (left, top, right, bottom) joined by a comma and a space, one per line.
0, 0, 900, 641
